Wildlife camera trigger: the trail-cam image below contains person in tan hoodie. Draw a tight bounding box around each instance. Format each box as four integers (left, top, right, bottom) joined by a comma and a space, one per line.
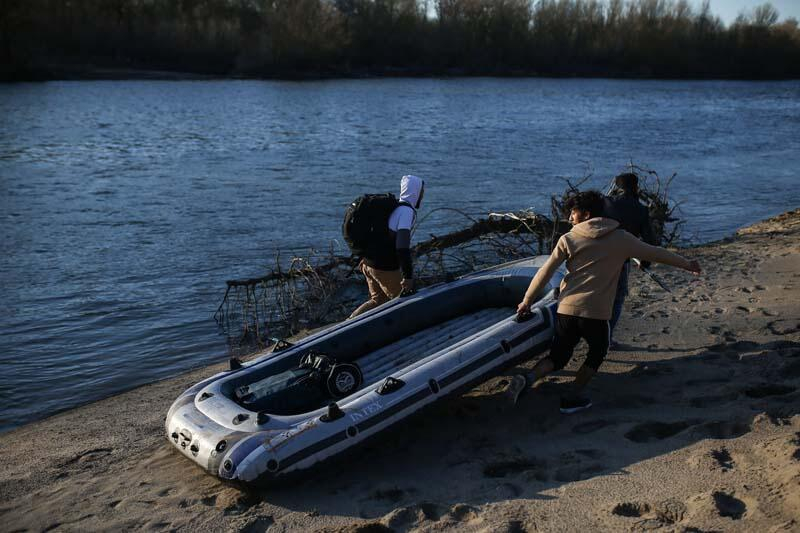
508, 190, 701, 413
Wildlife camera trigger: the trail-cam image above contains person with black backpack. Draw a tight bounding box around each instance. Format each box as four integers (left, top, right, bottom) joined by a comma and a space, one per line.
344, 175, 425, 318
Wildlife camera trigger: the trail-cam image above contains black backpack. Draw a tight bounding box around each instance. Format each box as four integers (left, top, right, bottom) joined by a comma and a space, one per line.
342, 193, 410, 256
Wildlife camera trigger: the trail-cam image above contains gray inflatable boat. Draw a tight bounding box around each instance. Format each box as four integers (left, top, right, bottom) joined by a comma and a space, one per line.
165, 256, 562, 484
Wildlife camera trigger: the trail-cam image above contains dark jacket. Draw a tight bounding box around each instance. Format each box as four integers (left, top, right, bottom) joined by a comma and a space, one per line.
602, 193, 656, 245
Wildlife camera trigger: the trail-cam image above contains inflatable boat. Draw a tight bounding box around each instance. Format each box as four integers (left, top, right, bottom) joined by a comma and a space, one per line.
165, 256, 563, 484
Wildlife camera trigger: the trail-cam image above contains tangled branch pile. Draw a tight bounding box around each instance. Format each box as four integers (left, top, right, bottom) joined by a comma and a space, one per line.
215, 166, 679, 354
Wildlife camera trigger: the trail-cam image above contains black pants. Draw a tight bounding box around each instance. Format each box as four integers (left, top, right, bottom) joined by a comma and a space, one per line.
547, 313, 610, 371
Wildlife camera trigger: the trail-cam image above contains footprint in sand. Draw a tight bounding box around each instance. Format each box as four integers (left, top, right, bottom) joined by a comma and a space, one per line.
631, 517, 670, 531
237, 516, 275, 533
575, 449, 605, 459
63, 447, 113, 465
604, 394, 656, 409
201, 495, 217, 507
554, 463, 606, 482
494, 482, 523, 498
768, 319, 800, 336
712, 491, 746, 519
502, 520, 528, 533
612, 501, 650, 517
382, 502, 444, 530
221, 492, 259, 516
624, 421, 696, 443
572, 419, 618, 434
689, 392, 739, 408
654, 499, 687, 523
710, 448, 734, 470
693, 420, 750, 440
624, 498, 688, 530
358, 487, 415, 519
445, 503, 481, 522
743, 384, 796, 399
482, 456, 548, 481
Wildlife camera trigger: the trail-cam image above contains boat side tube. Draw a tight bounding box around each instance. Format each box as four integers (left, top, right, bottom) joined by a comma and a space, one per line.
225, 297, 557, 482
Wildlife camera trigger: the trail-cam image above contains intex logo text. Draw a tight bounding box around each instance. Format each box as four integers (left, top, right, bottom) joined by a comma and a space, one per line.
348, 401, 383, 422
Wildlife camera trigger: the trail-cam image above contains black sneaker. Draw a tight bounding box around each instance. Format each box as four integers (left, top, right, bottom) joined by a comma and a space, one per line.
559, 395, 592, 414
506, 374, 529, 405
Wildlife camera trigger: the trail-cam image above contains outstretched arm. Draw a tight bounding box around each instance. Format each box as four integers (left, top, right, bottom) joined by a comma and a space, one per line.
625, 234, 701, 274
518, 237, 568, 312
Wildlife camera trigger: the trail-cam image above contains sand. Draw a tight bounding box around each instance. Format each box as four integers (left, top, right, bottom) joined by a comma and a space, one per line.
1, 209, 799, 533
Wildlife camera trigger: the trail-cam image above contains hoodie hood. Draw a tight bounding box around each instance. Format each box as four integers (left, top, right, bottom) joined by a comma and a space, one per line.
571, 217, 619, 239
399, 175, 424, 209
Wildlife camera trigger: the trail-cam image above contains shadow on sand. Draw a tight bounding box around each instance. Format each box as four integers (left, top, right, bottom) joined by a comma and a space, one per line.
229, 338, 800, 529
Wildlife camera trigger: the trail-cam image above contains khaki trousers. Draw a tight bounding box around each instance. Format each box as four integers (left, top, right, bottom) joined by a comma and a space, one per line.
349, 262, 403, 318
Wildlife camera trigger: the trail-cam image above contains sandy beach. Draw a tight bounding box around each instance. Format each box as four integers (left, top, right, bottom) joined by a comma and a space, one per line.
1, 209, 798, 533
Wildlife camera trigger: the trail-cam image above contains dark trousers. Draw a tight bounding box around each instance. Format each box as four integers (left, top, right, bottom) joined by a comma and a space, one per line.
547, 313, 611, 372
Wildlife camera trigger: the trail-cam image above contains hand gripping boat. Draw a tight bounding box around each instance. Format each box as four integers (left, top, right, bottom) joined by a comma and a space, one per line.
165, 256, 563, 484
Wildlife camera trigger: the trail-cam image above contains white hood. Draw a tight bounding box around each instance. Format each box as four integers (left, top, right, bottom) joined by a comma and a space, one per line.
400, 175, 424, 209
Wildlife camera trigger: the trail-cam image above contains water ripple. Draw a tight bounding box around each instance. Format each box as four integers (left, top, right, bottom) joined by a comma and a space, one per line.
0, 78, 799, 432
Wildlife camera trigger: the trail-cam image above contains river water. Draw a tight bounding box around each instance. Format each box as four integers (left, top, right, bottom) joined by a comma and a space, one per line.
1, 78, 798, 432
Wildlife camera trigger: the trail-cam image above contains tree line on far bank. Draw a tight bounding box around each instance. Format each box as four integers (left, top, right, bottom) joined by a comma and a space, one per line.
3, 0, 799, 81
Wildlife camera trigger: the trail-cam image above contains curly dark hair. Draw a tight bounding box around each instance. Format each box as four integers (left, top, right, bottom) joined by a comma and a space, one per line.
563, 190, 605, 219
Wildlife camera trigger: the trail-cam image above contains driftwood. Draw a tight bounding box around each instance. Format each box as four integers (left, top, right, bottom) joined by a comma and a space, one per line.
215, 165, 680, 354
214, 209, 559, 353
221, 210, 566, 290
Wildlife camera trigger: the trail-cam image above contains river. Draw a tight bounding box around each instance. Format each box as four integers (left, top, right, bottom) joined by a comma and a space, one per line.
1, 78, 798, 431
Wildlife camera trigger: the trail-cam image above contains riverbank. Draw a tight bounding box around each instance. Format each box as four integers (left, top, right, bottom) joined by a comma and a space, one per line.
6, 63, 800, 82
1, 209, 798, 532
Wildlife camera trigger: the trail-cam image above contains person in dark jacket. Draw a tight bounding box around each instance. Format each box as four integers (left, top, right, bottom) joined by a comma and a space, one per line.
602, 173, 656, 344
349, 175, 425, 318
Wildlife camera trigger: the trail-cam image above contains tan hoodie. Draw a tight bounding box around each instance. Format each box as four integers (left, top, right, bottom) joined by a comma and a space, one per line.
523, 217, 692, 320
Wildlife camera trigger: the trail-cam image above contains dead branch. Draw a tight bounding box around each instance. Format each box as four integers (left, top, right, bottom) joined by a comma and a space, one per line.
214, 165, 681, 354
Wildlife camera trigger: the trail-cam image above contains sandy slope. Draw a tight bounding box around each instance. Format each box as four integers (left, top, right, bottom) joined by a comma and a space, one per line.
1, 209, 798, 533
